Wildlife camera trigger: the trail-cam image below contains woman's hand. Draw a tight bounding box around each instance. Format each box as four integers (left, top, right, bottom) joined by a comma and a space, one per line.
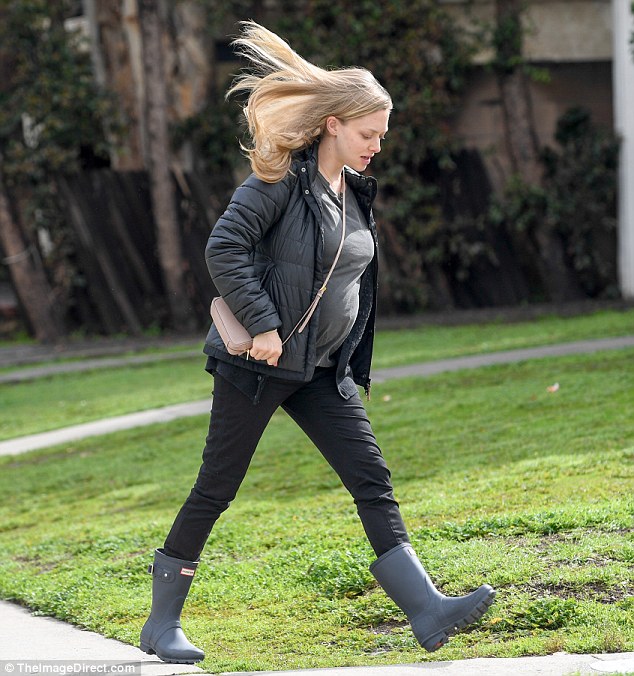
250, 330, 283, 366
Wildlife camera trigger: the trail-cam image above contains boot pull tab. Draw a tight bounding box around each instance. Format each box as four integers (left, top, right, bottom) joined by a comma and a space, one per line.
149, 564, 175, 582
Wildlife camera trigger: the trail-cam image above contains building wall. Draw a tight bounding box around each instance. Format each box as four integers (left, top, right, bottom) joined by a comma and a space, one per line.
523, 0, 612, 62
441, 0, 612, 63
442, 0, 614, 190
452, 62, 613, 190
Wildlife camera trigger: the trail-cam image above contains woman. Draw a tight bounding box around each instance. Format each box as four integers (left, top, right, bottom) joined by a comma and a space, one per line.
140, 22, 495, 664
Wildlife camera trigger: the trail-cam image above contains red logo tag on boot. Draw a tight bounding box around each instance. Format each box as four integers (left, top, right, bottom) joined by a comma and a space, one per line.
180, 567, 195, 576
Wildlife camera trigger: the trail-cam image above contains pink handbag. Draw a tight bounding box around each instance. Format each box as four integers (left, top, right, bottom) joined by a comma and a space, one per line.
210, 297, 254, 355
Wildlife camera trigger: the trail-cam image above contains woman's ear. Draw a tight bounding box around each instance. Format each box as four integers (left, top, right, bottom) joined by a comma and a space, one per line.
324, 116, 339, 137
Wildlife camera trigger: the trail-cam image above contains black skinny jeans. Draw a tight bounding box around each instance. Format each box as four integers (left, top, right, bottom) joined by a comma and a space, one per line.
163, 366, 409, 562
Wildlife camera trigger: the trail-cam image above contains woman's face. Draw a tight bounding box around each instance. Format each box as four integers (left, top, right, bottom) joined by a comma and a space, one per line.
326, 108, 390, 173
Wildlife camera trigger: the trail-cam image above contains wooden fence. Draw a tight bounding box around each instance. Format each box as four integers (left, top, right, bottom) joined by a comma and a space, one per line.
57, 169, 216, 335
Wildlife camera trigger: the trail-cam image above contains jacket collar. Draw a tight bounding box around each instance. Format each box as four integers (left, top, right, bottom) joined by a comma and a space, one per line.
293, 141, 319, 182
293, 141, 378, 204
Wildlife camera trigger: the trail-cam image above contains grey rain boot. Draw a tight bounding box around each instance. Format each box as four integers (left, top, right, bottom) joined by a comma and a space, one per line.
140, 548, 205, 664
370, 543, 496, 652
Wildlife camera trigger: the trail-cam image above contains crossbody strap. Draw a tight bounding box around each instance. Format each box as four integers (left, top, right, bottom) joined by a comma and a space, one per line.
282, 170, 347, 345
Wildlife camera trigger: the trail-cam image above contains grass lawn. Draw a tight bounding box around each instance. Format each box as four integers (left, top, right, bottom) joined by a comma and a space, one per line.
0, 348, 632, 672
1, 308, 634, 441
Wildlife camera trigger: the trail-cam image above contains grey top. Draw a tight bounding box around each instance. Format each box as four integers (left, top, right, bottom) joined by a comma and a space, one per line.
313, 172, 375, 367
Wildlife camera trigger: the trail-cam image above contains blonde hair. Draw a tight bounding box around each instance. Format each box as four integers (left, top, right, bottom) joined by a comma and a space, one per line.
227, 21, 392, 183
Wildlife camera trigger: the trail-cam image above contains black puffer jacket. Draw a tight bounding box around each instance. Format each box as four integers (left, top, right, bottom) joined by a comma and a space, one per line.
203, 142, 378, 400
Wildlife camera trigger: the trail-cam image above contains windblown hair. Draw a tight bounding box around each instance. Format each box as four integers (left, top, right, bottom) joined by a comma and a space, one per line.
227, 22, 392, 183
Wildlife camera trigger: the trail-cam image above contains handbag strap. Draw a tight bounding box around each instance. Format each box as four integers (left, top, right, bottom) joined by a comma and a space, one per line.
282, 170, 347, 345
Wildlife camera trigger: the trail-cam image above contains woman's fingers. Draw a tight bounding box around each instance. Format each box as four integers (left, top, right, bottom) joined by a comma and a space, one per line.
250, 330, 283, 365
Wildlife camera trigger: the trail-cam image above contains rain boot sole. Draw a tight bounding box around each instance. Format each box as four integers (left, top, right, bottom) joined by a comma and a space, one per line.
417, 585, 497, 652
140, 642, 204, 664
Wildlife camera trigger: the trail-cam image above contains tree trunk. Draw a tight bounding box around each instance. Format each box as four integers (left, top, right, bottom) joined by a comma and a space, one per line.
494, 0, 584, 301
497, 74, 542, 186
86, 0, 145, 169
164, 1, 213, 174
495, 0, 541, 184
0, 161, 64, 342
138, 0, 194, 331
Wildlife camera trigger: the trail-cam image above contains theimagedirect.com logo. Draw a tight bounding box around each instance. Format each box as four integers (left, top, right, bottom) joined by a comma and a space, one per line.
1, 663, 141, 675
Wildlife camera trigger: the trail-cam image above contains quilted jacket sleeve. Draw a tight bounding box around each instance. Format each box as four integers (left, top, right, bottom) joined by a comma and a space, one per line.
206, 172, 293, 337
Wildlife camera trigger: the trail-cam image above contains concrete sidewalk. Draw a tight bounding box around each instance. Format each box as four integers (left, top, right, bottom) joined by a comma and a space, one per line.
0, 348, 202, 385
0, 400, 211, 456
2, 335, 633, 385
2, 601, 634, 675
